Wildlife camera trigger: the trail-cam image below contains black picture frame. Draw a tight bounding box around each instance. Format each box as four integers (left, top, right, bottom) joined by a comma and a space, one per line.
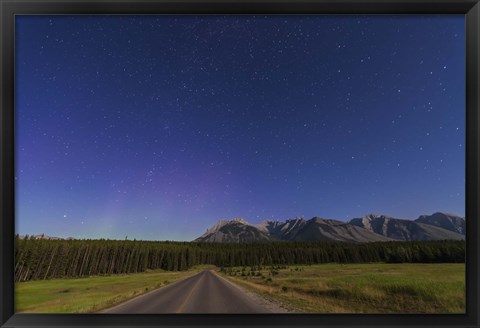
1, 0, 479, 327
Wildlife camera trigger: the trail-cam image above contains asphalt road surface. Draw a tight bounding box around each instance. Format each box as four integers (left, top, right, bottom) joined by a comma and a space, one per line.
102, 270, 274, 313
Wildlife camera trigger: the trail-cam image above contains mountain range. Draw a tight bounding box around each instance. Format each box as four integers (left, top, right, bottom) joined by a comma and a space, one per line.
17, 234, 75, 240
194, 212, 465, 243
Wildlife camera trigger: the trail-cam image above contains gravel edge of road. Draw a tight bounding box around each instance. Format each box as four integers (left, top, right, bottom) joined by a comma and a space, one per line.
213, 271, 291, 313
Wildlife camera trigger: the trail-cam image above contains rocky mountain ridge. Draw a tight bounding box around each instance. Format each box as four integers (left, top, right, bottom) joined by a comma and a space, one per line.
194, 212, 465, 243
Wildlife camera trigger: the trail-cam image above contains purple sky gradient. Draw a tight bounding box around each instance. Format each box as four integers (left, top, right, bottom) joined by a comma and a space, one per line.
15, 15, 465, 240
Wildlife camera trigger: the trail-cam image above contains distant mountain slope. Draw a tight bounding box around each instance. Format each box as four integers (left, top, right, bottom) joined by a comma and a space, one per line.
415, 212, 465, 235
349, 214, 465, 241
18, 234, 74, 240
289, 217, 393, 242
195, 212, 465, 243
254, 217, 307, 240
194, 218, 273, 242
196, 216, 392, 243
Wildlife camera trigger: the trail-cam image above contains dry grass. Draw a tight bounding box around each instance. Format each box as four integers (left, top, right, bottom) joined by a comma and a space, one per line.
219, 263, 465, 313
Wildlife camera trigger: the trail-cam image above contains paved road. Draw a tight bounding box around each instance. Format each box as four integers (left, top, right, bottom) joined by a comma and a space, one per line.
102, 270, 273, 313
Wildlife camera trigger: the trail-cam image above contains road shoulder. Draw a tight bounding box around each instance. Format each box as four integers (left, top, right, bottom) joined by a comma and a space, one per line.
212, 270, 290, 313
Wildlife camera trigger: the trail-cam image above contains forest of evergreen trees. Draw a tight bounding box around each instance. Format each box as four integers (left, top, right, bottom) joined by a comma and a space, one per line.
14, 236, 465, 282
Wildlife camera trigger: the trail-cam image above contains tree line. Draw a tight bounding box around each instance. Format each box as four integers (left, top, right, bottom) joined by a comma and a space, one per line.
14, 236, 465, 282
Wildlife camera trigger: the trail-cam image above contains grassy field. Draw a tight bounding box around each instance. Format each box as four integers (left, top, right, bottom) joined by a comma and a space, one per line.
16, 263, 465, 314
219, 263, 465, 313
15, 265, 215, 313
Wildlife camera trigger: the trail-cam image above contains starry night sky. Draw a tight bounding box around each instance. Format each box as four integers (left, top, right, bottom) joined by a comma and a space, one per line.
15, 15, 465, 241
